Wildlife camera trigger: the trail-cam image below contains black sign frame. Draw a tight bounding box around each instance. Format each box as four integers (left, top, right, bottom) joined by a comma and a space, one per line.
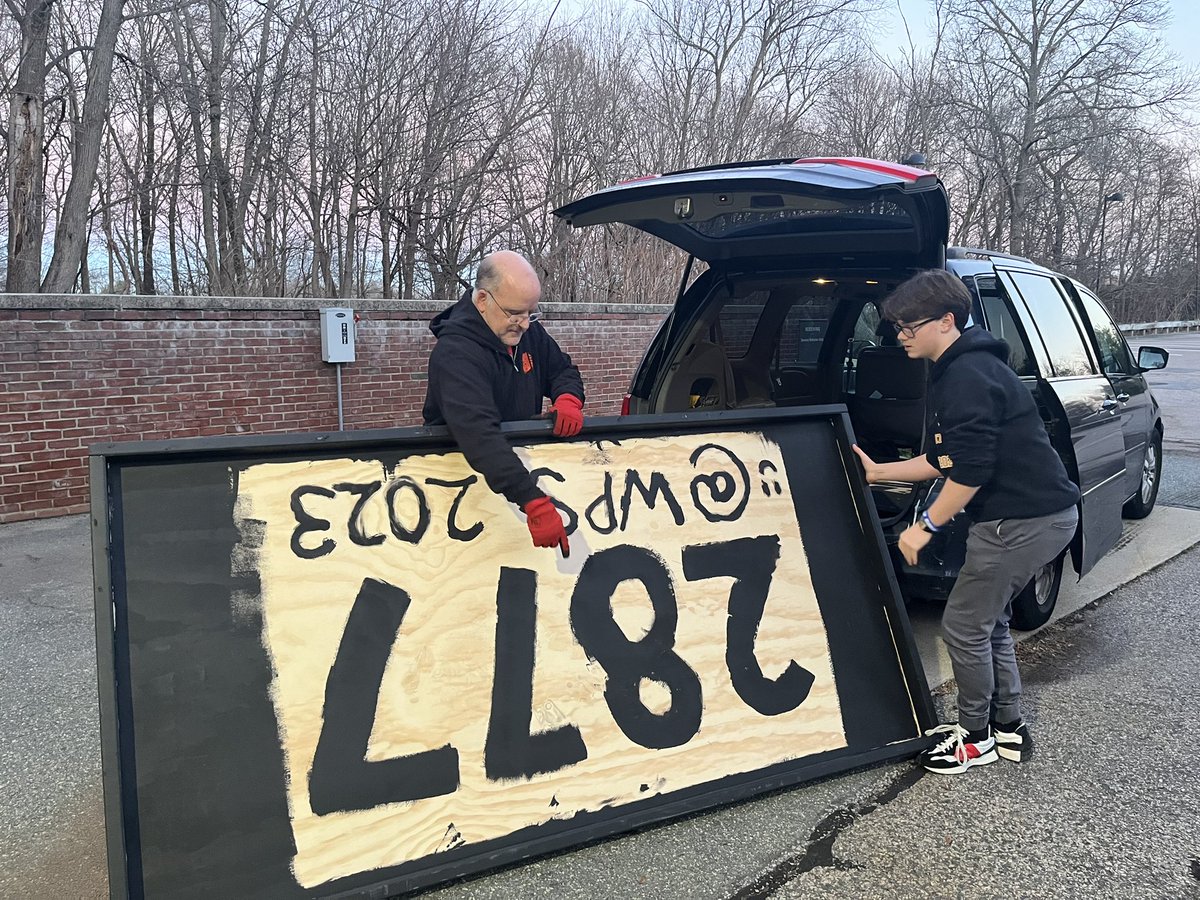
90, 406, 935, 899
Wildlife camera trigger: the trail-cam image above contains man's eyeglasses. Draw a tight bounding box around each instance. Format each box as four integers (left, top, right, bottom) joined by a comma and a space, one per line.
892, 316, 940, 339
484, 289, 542, 323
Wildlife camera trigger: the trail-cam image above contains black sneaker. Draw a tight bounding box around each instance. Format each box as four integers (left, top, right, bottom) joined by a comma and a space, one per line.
920, 724, 998, 774
992, 720, 1034, 762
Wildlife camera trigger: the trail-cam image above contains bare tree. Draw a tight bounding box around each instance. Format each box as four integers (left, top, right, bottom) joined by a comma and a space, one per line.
40, 0, 122, 290
5, 0, 1196, 319
635, 0, 869, 169
5, 0, 54, 291
939, 0, 1191, 258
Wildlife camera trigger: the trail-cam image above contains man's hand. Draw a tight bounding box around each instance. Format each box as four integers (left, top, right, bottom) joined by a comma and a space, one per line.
852, 444, 883, 483
549, 394, 583, 438
523, 496, 570, 556
898, 522, 931, 566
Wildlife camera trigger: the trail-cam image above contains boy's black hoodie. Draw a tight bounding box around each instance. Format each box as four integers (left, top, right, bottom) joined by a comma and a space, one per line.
926, 326, 1079, 522
422, 291, 584, 507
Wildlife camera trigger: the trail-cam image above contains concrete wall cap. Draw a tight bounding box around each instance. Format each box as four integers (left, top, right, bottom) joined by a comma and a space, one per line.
0, 293, 673, 317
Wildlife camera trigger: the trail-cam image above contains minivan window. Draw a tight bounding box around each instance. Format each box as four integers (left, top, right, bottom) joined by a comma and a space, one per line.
852, 302, 883, 345
716, 294, 770, 359
1076, 288, 1135, 376
972, 275, 1036, 377
778, 296, 838, 365
1008, 273, 1095, 377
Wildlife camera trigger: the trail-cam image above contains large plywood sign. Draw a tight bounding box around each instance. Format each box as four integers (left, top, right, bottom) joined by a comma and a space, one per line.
91, 410, 934, 899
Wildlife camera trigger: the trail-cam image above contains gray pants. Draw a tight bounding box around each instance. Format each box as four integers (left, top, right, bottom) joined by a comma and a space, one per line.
942, 506, 1079, 731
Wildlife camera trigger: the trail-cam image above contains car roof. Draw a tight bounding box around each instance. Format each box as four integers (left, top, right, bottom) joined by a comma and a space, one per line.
947, 247, 1058, 278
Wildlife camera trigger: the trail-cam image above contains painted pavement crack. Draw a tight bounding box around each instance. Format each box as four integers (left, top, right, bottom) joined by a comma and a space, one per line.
726, 765, 926, 899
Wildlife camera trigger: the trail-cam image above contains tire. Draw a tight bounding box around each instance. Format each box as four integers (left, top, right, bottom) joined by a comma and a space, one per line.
1010, 551, 1065, 631
1122, 429, 1162, 519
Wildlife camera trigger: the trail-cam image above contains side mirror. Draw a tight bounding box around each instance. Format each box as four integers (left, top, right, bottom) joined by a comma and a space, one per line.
1137, 346, 1169, 371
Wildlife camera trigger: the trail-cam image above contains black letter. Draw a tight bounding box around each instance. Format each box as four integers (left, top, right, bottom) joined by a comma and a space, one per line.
290, 486, 336, 559
682, 536, 814, 716
425, 476, 485, 542
619, 469, 685, 530
334, 481, 385, 546
570, 546, 702, 749
530, 467, 579, 534
757, 460, 783, 497
308, 578, 459, 814
485, 568, 588, 780
585, 472, 618, 534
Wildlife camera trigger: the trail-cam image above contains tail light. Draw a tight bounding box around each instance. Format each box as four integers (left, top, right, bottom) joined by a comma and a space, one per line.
620, 394, 631, 416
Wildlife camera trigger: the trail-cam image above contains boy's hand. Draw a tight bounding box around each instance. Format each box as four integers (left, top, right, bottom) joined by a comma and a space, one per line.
898, 522, 932, 566
852, 444, 882, 483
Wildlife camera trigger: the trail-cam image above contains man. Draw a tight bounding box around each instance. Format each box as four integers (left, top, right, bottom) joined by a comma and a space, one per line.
423, 250, 584, 556
852, 269, 1079, 775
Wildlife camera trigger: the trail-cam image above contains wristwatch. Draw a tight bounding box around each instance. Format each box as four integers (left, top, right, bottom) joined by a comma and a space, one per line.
919, 510, 941, 533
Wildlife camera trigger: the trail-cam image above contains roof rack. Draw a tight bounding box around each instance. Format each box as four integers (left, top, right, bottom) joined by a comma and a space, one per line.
663, 158, 795, 177
947, 246, 1034, 264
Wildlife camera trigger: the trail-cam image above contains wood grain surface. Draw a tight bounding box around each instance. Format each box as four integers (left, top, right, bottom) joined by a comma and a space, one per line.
234, 431, 846, 889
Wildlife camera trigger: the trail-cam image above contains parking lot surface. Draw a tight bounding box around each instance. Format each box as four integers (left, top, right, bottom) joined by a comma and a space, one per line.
2, 451, 1198, 898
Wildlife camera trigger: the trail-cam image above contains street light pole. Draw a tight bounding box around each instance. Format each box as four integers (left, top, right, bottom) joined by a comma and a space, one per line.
1097, 191, 1124, 291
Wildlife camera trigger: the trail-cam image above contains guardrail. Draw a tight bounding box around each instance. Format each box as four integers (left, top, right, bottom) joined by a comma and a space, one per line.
1120, 320, 1200, 336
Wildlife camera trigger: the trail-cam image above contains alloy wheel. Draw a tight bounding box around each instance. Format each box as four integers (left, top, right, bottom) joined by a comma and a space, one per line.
1141, 440, 1158, 504
1032, 560, 1056, 605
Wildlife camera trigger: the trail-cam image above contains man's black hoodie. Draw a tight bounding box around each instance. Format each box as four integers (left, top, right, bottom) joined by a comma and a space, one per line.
926, 326, 1079, 521
422, 291, 584, 507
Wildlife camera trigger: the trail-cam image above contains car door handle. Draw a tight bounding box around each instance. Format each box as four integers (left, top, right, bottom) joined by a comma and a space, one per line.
1115, 393, 1130, 403
1101, 398, 1120, 411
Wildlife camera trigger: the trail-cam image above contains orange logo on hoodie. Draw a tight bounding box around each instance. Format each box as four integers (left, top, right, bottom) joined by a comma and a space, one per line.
521, 352, 533, 374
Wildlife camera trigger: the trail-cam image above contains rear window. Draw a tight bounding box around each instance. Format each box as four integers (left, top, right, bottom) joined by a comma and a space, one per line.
689, 200, 913, 240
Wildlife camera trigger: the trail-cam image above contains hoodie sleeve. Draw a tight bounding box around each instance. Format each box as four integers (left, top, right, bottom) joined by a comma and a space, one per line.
926, 363, 1006, 488
427, 338, 544, 507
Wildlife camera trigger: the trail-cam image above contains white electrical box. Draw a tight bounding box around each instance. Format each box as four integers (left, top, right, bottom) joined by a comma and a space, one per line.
320, 307, 356, 363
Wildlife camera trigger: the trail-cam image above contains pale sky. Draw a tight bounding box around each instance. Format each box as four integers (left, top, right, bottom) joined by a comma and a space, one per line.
873, 0, 1200, 71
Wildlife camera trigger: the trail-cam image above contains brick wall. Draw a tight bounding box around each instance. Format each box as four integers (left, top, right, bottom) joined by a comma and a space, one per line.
0, 295, 670, 524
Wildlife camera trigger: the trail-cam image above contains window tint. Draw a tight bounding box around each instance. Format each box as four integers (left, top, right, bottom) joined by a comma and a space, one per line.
1009, 273, 1095, 377
716, 293, 770, 359
776, 296, 838, 366
841, 302, 885, 393
689, 198, 912, 239
973, 276, 1036, 376
1076, 288, 1134, 376
852, 302, 883, 345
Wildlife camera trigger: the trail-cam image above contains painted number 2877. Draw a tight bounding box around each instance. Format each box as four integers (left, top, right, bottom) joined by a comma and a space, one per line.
307, 536, 815, 815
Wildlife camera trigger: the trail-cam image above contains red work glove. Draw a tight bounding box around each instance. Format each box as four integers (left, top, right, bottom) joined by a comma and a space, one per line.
549, 394, 584, 438
523, 496, 569, 556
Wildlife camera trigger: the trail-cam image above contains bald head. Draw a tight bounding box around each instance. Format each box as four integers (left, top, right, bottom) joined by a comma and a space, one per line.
476, 251, 539, 298
473, 251, 542, 346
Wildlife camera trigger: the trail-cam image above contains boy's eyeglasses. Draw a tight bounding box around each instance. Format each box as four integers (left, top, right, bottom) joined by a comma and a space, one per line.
893, 317, 938, 339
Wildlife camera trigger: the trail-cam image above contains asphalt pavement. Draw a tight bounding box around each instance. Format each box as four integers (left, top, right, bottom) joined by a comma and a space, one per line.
424, 538, 1200, 900
0, 512, 106, 898
3, 453, 1200, 899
